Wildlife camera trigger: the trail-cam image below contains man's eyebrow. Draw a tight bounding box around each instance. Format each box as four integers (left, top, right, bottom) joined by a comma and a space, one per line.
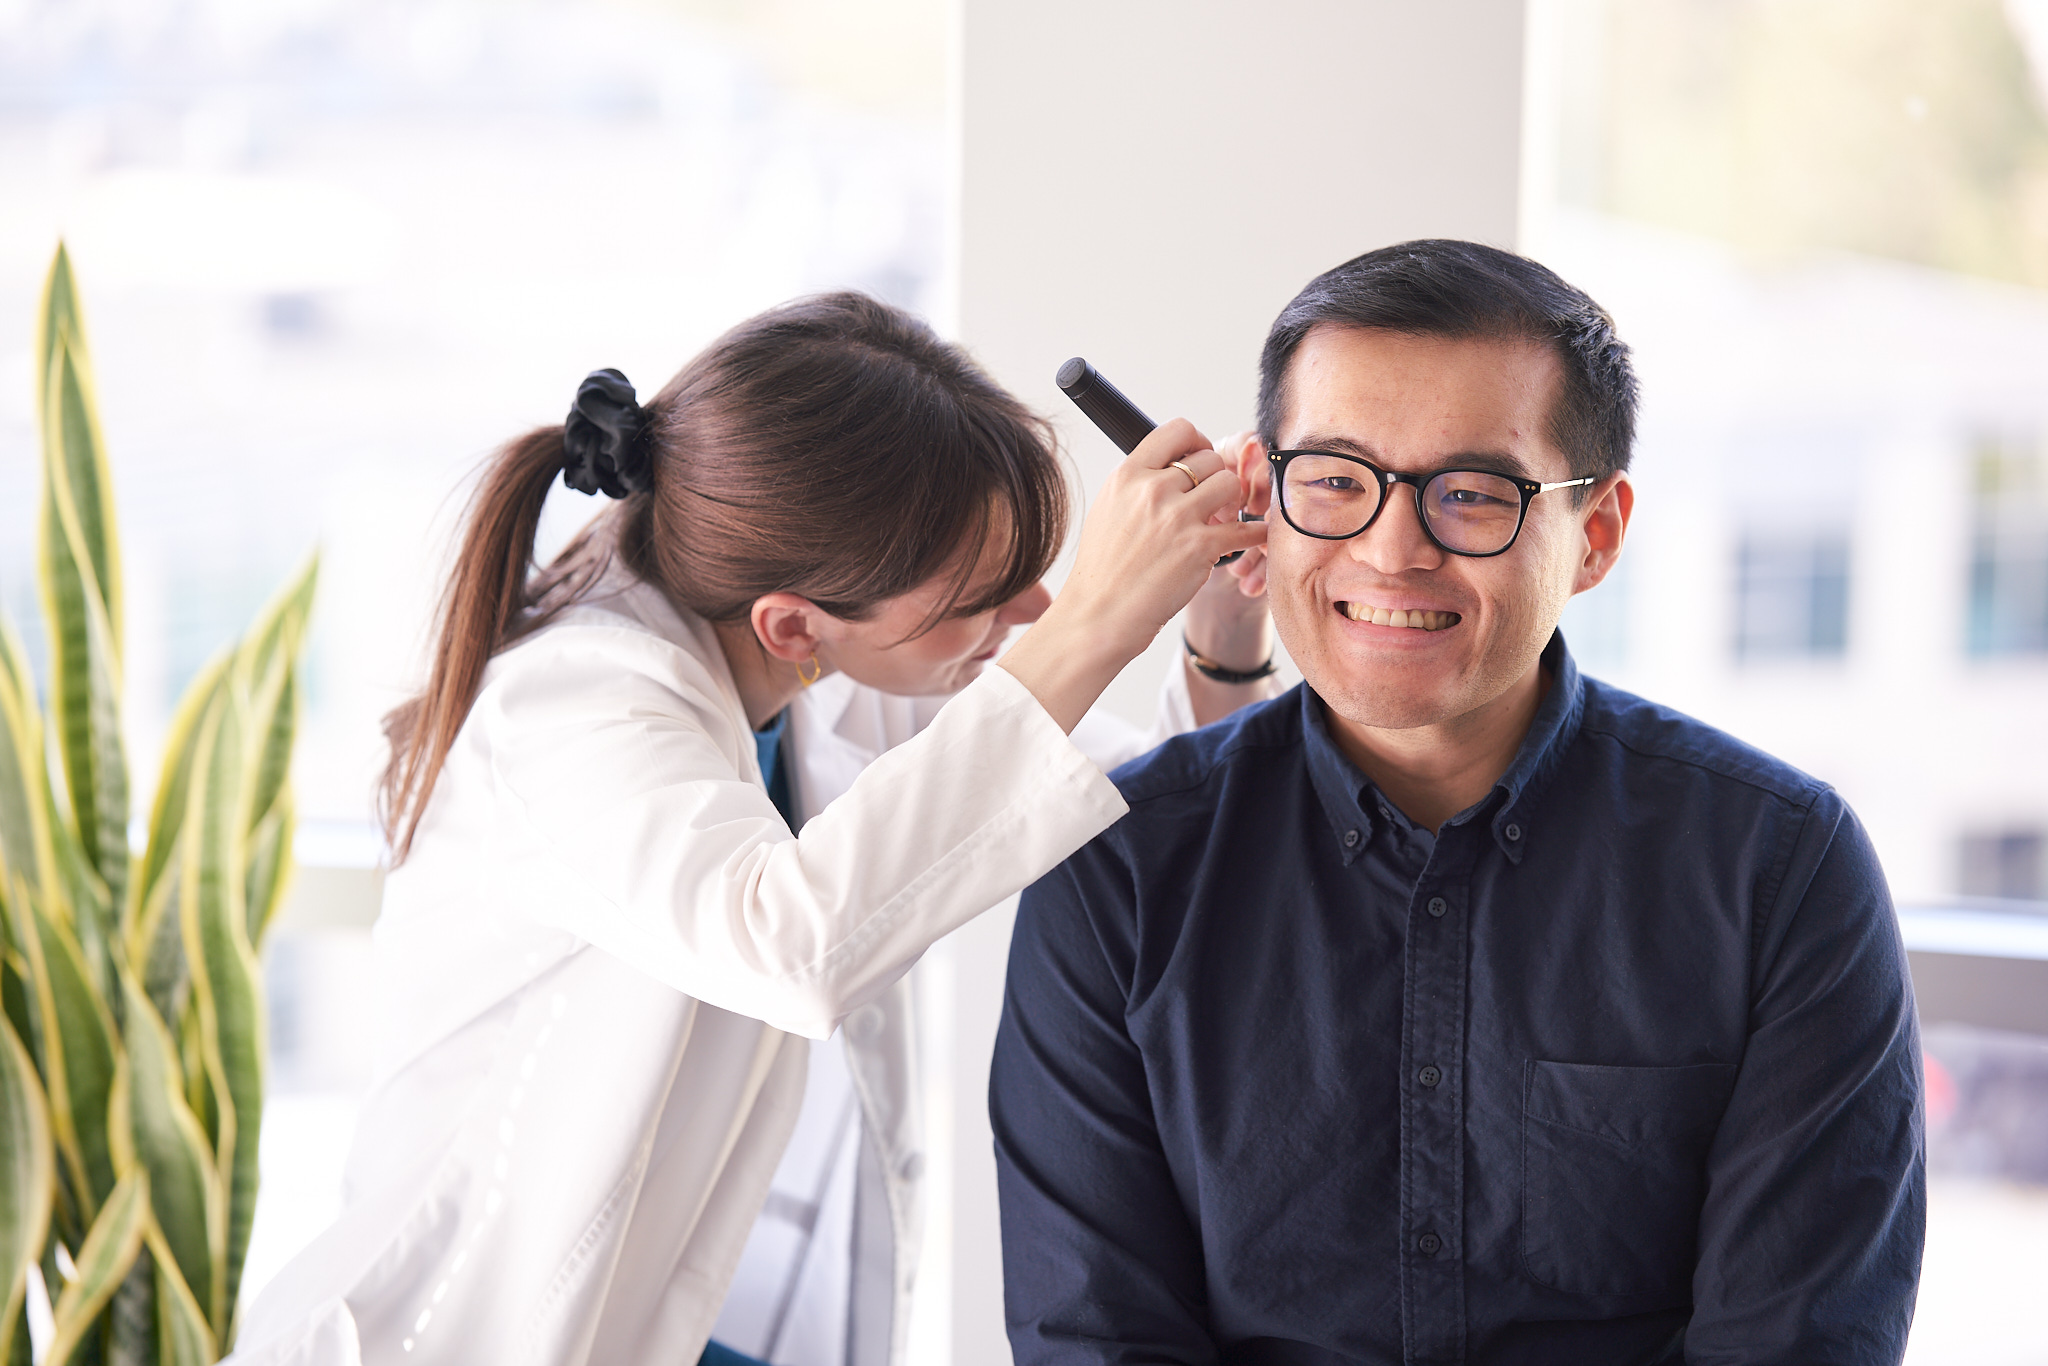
1284, 433, 1536, 479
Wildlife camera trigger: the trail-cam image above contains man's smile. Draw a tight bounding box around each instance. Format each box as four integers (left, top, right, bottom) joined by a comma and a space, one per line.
1335, 600, 1462, 631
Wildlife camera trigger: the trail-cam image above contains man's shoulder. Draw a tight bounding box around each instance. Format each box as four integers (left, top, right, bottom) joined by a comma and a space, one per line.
1106, 686, 1307, 811
1574, 673, 1833, 812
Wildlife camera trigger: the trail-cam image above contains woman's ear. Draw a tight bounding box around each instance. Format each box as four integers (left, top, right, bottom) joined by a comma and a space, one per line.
750, 593, 825, 664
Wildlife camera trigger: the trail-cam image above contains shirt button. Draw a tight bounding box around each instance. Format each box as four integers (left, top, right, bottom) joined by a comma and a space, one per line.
1505, 823, 1522, 841
1417, 1233, 1442, 1256
1427, 896, 1448, 918
1418, 1065, 1442, 1087
1343, 828, 1361, 848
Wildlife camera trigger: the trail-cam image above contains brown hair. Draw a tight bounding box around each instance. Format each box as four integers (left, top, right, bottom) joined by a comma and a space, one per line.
380, 291, 1066, 859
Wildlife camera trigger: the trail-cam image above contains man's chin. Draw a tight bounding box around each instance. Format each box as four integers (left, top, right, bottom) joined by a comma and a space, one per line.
1313, 681, 1466, 734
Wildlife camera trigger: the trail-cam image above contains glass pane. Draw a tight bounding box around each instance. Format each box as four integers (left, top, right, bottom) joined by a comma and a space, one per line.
1733, 530, 1851, 661
1281, 453, 1381, 536
1967, 435, 2048, 657
1422, 471, 1524, 553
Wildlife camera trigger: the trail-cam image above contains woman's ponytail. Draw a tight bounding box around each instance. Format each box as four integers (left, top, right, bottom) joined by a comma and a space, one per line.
379, 426, 570, 859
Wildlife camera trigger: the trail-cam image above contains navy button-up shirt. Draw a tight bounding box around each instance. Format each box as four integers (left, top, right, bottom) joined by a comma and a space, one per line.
992, 635, 1922, 1366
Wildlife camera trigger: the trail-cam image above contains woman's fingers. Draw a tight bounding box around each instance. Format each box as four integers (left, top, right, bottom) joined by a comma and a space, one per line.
1227, 544, 1269, 597
1160, 449, 1227, 493
1129, 417, 1215, 470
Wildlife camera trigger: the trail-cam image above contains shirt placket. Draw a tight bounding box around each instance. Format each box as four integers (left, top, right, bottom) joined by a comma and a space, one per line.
1399, 838, 1470, 1365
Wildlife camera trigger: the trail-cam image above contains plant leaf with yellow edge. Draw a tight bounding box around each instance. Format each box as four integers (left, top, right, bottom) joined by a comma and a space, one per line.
146, 1225, 216, 1366
37, 250, 128, 976
109, 972, 219, 1329
42, 1167, 148, 1366
0, 1014, 53, 1364
181, 686, 265, 1337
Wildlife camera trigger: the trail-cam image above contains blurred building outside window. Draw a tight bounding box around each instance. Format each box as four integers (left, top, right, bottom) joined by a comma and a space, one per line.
1959, 827, 2048, 901
1969, 431, 2048, 655
1733, 528, 1851, 660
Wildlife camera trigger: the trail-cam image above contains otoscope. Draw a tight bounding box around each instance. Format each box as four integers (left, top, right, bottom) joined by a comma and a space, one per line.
1055, 357, 1259, 564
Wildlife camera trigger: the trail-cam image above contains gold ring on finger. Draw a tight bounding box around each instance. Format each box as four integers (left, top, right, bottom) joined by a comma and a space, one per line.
1168, 460, 1201, 492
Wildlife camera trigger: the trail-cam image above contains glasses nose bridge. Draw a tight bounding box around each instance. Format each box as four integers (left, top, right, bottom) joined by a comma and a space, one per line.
1376, 467, 1436, 532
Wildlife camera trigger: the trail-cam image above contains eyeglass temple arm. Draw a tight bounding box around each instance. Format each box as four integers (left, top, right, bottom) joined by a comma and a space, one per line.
1535, 476, 1599, 492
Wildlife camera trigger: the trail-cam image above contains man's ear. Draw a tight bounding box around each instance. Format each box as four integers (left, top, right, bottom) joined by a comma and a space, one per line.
1574, 473, 1634, 594
750, 593, 826, 664
1218, 430, 1273, 518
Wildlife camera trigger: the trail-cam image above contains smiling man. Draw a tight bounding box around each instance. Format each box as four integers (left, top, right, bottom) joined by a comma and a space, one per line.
990, 241, 1923, 1366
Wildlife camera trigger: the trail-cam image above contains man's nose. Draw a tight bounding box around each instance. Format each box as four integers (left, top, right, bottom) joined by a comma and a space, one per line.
997, 581, 1052, 625
1350, 486, 1444, 574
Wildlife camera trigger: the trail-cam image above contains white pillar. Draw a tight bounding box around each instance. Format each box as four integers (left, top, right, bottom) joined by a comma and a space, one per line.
927, 5, 1528, 1361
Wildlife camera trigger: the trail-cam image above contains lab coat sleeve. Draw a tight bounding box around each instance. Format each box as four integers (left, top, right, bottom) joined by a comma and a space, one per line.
1066, 649, 1287, 774
476, 625, 1129, 1040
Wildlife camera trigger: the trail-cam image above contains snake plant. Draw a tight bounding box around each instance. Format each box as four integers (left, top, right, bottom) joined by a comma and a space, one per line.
0, 245, 318, 1365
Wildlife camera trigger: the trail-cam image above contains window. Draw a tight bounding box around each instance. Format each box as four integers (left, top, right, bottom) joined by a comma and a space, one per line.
1959, 828, 2047, 902
1733, 529, 1851, 661
1968, 434, 2048, 656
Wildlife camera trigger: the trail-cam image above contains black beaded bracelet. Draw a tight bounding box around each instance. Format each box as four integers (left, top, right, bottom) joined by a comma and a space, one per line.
1183, 633, 1279, 685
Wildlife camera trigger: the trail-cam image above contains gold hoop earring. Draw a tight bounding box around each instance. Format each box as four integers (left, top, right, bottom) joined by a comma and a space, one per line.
798, 653, 822, 688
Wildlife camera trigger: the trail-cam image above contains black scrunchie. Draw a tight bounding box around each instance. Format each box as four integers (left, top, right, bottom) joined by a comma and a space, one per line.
562, 368, 653, 498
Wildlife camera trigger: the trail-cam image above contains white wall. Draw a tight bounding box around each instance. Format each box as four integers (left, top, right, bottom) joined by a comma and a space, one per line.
922, 5, 1529, 1360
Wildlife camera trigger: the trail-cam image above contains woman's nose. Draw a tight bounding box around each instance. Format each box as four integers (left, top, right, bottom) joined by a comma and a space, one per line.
998, 581, 1052, 625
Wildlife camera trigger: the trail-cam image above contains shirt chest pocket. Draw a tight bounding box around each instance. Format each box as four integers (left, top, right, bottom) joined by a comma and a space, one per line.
1520, 1058, 1737, 1305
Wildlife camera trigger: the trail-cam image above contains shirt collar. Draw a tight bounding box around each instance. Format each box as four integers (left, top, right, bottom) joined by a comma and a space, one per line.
1298, 630, 1585, 867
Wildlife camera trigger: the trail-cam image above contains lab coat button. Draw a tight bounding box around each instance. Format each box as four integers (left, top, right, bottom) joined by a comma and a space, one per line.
897, 1151, 925, 1182
847, 1006, 885, 1042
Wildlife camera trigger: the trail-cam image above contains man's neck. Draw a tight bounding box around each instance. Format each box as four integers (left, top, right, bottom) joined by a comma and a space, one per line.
1326, 663, 1550, 833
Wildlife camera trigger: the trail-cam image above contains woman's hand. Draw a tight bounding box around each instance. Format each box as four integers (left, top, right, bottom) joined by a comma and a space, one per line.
1182, 430, 1277, 724
999, 420, 1266, 732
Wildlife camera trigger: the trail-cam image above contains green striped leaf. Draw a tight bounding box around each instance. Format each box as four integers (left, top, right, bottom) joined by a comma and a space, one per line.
35, 247, 120, 655
37, 248, 128, 936
42, 1169, 148, 1366
0, 1014, 53, 1364
104, 1246, 156, 1366
125, 652, 230, 965
145, 1228, 214, 1366
237, 556, 317, 839
180, 691, 264, 1336
4, 881, 92, 1236
0, 621, 53, 899
27, 902, 118, 1215
108, 974, 219, 1330
243, 793, 295, 952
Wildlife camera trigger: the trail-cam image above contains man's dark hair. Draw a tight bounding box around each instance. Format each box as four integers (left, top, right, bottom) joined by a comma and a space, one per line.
1256, 239, 1639, 483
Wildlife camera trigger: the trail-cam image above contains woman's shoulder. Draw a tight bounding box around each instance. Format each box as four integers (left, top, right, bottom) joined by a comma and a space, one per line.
482, 575, 744, 734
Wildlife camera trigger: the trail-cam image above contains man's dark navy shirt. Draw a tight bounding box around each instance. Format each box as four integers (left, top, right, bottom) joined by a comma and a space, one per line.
991, 636, 1923, 1366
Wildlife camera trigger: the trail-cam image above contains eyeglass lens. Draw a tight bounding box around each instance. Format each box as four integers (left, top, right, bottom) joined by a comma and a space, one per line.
1278, 454, 1525, 555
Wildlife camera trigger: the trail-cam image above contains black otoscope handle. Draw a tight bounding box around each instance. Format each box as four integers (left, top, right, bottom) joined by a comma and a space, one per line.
1056, 357, 1251, 564
1056, 357, 1156, 454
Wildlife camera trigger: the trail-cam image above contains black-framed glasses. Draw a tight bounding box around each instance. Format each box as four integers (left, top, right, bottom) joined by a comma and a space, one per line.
1268, 449, 1596, 558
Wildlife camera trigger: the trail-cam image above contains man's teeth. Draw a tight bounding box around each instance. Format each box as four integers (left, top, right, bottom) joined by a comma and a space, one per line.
1341, 602, 1460, 631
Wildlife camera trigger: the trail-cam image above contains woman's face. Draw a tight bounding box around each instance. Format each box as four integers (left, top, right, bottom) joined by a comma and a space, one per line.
818, 539, 1052, 697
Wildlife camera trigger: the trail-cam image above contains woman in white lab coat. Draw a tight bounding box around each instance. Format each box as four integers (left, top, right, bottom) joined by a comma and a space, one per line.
229, 293, 1275, 1366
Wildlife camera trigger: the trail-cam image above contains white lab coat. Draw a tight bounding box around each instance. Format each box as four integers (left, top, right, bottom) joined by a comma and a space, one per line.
226, 565, 1137, 1366
707, 664, 1207, 1366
